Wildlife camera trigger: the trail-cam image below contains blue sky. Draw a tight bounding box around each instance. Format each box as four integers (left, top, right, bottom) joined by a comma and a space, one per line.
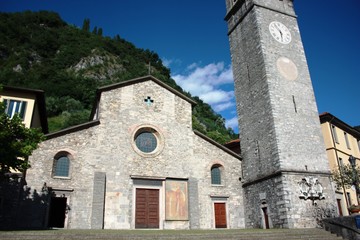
1, 0, 359, 133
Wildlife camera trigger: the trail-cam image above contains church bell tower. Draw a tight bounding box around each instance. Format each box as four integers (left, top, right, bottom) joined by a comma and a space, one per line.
225, 0, 337, 228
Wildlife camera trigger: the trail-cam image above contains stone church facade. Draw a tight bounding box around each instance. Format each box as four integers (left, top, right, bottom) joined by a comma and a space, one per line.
23, 76, 244, 229
5, 0, 340, 230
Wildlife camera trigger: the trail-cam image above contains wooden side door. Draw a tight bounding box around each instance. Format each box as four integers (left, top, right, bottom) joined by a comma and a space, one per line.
214, 202, 227, 228
135, 188, 159, 228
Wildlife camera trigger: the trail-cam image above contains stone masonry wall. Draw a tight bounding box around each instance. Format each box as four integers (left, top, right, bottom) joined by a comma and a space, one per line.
243, 173, 336, 228
226, 0, 337, 228
25, 78, 245, 229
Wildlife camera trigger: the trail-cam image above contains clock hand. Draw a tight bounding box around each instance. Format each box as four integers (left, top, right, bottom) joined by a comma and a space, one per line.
274, 24, 283, 40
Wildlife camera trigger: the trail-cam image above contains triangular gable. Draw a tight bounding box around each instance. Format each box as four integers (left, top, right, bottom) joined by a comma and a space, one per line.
90, 75, 196, 120
46, 75, 196, 139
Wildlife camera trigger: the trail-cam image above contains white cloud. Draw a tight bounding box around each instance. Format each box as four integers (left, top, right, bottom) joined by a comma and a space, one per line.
200, 90, 234, 105
172, 62, 234, 103
171, 61, 239, 132
181, 62, 233, 86
161, 57, 182, 69
162, 58, 172, 68
187, 62, 198, 70
213, 101, 235, 112
225, 117, 239, 132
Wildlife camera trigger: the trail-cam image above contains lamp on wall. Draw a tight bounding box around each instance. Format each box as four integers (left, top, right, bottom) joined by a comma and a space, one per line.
349, 155, 360, 205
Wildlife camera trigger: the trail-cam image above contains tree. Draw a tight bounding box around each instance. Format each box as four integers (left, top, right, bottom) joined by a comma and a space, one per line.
82, 18, 90, 32
92, 26, 98, 35
0, 101, 44, 179
97, 27, 103, 36
332, 164, 360, 208
332, 164, 360, 189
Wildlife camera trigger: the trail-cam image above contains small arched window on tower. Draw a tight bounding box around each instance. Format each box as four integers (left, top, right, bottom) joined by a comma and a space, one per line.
53, 152, 71, 178
211, 165, 222, 185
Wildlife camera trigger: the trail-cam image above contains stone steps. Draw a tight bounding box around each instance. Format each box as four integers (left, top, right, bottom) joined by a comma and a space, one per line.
0, 228, 343, 240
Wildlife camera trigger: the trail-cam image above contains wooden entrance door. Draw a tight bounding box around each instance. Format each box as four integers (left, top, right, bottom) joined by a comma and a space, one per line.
135, 188, 159, 228
214, 203, 227, 228
48, 197, 67, 228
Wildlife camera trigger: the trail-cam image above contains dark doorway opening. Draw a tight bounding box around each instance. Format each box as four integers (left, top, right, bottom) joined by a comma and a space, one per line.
48, 197, 67, 228
262, 207, 270, 229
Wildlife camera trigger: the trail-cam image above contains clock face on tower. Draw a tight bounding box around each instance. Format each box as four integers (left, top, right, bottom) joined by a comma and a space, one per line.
269, 21, 291, 44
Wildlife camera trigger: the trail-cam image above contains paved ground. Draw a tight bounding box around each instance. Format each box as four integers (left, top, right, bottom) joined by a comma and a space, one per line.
0, 228, 343, 240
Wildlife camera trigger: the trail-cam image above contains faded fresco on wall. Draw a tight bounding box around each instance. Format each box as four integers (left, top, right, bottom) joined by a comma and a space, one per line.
165, 180, 188, 220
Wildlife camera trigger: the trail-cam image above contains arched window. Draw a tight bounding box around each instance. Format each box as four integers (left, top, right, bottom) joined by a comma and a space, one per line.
211, 165, 222, 185
53, 154, 70, 177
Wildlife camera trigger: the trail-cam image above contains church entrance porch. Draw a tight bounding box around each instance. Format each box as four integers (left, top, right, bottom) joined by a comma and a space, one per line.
135, 188, 159, 228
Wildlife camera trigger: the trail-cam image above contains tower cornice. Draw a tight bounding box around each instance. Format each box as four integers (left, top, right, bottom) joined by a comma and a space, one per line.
225, 0, 296, 35
242, 170, 332, 188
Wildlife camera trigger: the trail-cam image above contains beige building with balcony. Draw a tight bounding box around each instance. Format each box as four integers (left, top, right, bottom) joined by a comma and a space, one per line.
320, 112, 360, 216
0, 86, 48, 229
0, 86, 48, 133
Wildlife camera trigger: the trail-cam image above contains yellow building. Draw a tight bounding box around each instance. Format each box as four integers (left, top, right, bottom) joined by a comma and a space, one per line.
0, 86, 48, 229
0, 86, 48, 133
320, 112, 360, 216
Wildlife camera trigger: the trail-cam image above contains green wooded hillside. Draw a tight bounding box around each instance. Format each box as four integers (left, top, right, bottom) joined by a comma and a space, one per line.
0, 11, 237, 144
